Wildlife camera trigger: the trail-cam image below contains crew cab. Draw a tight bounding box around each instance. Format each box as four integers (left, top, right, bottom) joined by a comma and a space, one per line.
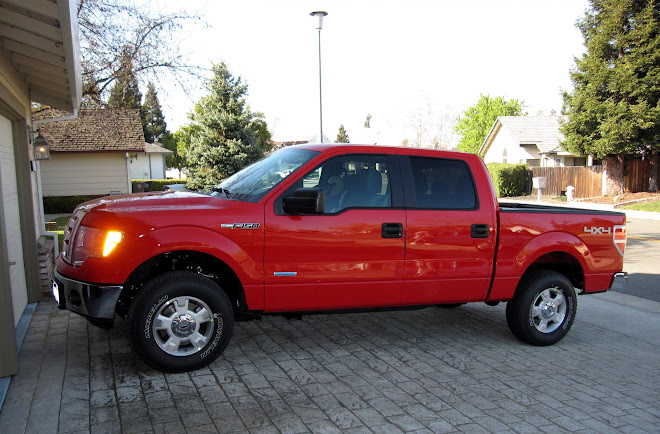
53, 144, 627, 372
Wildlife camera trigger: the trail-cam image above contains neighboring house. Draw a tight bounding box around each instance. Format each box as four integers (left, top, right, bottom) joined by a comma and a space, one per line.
37, 108, 145, 196
0, 1, 81, 376
129, 142, 173, 180
479, 116, 592, 167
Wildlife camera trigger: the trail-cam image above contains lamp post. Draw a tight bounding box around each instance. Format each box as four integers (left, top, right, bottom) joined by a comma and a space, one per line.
310, 11, 327, 143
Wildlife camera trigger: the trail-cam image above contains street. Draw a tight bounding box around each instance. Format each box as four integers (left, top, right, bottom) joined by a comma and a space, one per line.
616, 218, 660, 302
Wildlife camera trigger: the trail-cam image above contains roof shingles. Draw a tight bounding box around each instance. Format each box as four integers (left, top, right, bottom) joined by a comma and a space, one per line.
35, 108, 146, 152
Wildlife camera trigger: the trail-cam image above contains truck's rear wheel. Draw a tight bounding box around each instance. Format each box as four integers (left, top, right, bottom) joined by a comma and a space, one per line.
128, 271, 234, 372
506, 270, 576, 346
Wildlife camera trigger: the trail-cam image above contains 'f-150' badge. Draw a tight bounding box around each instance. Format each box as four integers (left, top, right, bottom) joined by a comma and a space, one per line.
221, 223, 260, 229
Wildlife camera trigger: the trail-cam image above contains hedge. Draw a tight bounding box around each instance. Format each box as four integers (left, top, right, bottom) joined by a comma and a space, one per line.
486, 163, 532, 197
43, 195, 104, 214
131, 178, 187, 192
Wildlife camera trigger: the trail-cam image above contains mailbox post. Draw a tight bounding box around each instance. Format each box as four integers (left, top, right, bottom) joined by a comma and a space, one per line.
532, 176, 547, 201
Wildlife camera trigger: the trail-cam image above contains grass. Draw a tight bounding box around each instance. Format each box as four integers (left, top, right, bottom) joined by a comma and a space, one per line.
51, 216, 69, 252
620, 200, 660, 212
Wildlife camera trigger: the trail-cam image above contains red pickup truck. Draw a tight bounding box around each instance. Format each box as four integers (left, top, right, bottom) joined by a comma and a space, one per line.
53, 144, 627, 372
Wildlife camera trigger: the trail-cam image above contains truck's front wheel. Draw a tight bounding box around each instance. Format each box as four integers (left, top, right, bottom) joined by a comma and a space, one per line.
506, 270, 576, 346
128, 271, 234, 372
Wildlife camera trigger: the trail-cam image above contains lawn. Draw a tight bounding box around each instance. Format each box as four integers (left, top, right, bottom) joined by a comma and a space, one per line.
620, 200, 660, 212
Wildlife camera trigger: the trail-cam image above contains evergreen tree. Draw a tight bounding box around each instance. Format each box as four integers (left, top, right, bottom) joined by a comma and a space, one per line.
107, 52, 142, 109
455, 95, 525, 154
142, 82, 167, 143
336, 124, 350, 143
562, 0, 660, 191
183, 62, 272, 190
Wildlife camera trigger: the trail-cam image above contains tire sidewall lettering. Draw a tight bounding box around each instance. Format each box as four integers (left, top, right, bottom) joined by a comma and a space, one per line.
200, 315, 224, 360
144, 294, 169, 339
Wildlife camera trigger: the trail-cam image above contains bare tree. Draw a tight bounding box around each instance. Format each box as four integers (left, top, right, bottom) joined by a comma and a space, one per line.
407, 99, 459, 149
77, 0, 205, 106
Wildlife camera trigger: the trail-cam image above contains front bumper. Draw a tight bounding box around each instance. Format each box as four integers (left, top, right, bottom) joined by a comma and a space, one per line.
52, 270, 123, 320
609, 272, 628, 292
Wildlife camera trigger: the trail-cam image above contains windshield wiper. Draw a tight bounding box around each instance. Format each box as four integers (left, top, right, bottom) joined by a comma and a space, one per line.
212, 187, 231, 198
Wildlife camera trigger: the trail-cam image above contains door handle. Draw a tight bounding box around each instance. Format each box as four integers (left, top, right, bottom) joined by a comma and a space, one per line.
471, 224, 489, 238
382, 223, 403, 238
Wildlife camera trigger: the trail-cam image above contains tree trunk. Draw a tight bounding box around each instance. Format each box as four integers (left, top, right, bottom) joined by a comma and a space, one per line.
603, 154, 625, 195
648, 148, 659, 192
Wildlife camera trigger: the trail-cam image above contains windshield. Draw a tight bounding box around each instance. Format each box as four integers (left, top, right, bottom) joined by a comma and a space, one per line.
211, 148, 319, 202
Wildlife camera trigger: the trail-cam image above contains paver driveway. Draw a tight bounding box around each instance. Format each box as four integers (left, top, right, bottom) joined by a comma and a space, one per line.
0, 294, 659, 433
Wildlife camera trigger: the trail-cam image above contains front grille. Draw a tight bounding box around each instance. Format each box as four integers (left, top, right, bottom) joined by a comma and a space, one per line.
61, 208, 88, 265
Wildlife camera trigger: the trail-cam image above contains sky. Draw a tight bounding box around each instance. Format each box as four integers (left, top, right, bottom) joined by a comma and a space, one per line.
156, 0, 590, 148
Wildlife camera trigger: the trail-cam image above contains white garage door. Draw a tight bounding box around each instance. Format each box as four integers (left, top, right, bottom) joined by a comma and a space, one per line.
0, 114, 27, 326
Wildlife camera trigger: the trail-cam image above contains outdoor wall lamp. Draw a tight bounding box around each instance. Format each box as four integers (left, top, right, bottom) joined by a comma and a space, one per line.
32, 130, 51, 160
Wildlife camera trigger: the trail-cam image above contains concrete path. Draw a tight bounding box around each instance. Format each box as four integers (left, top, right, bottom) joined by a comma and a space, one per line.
0, 294, 658, 433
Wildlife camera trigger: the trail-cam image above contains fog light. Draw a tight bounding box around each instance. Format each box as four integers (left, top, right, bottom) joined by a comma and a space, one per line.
69, 289, 81, 307
52, 280, 60, 304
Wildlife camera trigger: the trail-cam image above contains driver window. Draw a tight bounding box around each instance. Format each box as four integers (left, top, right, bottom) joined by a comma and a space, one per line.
299, 155, 391, 213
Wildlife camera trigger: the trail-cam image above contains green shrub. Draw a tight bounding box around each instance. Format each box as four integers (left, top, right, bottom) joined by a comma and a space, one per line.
131, 178, 187, 192
43, 195, 104, 214
486, 163, 531, 197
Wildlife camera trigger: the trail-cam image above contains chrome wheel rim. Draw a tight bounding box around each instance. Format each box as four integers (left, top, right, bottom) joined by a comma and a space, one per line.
152, 296, 214, 356
531, 287, 567, 333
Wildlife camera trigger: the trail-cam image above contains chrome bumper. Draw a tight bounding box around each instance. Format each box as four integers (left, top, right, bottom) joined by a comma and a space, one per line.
52, 270, 122, 319
609, 272, 628, 292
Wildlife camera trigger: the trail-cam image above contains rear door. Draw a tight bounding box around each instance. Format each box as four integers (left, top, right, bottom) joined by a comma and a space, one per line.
264, 153, 406, 312
401, 154, 497, 304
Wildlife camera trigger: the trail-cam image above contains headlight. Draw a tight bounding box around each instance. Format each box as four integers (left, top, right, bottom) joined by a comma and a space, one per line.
72, 225, 123, 266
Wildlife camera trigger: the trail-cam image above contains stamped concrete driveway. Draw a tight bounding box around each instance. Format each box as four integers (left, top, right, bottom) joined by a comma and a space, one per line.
0, 292, 658, 433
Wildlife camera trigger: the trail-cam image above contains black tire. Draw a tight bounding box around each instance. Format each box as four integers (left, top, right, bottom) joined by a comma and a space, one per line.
128, 271, 234, 372
506, 270, 577, 346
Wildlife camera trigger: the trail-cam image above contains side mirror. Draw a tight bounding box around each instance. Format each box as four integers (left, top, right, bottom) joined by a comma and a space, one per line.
282, 188, 325, 215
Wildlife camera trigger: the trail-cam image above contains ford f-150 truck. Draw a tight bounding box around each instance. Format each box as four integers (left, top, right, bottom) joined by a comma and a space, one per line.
53, 144, 627, 372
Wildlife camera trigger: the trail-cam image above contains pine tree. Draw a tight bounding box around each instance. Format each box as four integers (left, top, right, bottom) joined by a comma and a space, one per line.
107, 52, 142, 109
183, 62, 272, 190
336, 124, 350, 143
562, 0, 660, 191
142, 82, 167, 143
455, 95, 525, 154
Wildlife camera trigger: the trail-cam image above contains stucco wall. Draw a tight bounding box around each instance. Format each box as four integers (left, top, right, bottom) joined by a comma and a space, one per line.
129, 153, 167, 180
483, 129, 539, 165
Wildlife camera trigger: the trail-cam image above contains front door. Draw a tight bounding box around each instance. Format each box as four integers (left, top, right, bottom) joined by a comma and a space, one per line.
264, 154, 406, 312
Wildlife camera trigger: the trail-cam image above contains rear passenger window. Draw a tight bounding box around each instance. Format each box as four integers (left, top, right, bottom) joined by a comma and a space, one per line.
410, 157, 477, 209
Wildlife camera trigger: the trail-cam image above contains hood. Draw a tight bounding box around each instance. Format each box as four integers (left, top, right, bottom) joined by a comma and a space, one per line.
76, 191, 236, 214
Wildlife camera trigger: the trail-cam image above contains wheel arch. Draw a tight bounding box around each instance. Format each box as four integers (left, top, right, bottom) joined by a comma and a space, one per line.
116, 250, 246, 317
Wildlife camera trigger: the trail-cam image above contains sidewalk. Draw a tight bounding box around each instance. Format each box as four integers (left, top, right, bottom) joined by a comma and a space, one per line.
1, 294, 658, 433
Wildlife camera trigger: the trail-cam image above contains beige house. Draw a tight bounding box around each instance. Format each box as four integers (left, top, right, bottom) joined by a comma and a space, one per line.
37, 108, 146, 196
0, 1, 81, 377
129, 142, 173, 181
479, 116, 592, 167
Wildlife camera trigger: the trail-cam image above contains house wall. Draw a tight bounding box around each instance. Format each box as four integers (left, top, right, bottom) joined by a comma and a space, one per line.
41, 152, 130, 196
483, 130, 539, 165
129, 153, 167, 180
0, 56, 41, 376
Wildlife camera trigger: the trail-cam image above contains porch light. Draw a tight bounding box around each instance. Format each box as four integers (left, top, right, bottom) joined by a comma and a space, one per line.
33, 132, 50, 160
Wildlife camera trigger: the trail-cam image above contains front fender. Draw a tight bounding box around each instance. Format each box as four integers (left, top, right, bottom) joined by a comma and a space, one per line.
59, 224, 263, 288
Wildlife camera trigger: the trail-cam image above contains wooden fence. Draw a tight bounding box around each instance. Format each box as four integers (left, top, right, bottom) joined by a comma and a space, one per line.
624, 160, 649, 193
531, 166, 603, 198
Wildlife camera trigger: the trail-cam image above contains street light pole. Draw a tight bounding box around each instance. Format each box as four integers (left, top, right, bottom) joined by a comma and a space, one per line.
310, 11, 327, 143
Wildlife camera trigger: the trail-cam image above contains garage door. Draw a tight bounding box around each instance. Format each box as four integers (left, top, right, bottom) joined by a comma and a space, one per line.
0, 114, 27, 326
